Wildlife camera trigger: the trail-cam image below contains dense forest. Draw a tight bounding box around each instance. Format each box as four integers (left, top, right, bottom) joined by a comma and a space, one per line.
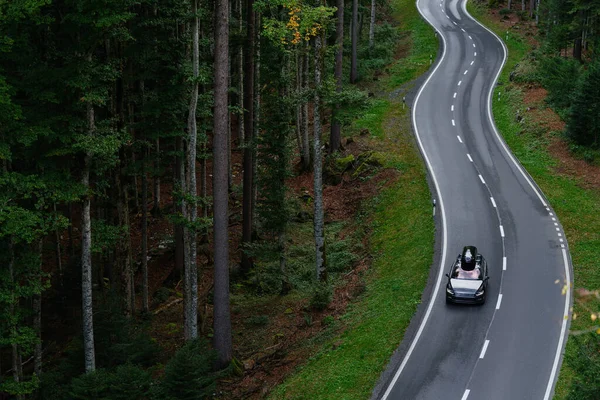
1, 0, 600, 397
0, 0, 394, 397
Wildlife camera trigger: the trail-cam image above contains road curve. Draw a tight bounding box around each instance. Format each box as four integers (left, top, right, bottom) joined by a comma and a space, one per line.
373, 0, 572, 399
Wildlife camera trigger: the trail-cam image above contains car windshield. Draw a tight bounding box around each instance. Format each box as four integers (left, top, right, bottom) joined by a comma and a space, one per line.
451, 265, 481, 280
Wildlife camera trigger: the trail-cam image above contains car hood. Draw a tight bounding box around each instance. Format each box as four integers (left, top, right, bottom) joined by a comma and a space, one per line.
450, 279, 483, 292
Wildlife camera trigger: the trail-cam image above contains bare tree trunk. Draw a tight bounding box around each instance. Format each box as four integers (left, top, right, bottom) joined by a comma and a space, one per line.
82, 96, 96, 372
241, 0, 256, 275
302, 43, 310, 170
369, 0, 376, 49
508, 0, 512, 10
237, 0, 245, 144
350, 0, 358, 83
153, 137, 161, 214
252, 14, 261, 229
53, 202, 63, 282
313, 35, 326, 282
184, 0, 200, 340
141, 149, 149, 313
214, 0, 233, 368
173, 136, 185, 284
34, 239, 43, 378
330, 0, 344, 154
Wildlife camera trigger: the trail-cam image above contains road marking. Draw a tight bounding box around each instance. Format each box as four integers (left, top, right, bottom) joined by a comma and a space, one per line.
544, 248, 571, 400
546, 207, 550, 211
464, 70, 468, 75
555, 227, 560, 231
379, 7, 450, 395
470, 60, 474, 65
457, 135, 463, 143
458, 80, 462, 86
561, 244, 565, 248
474, 51, 477, 56
473, 43, 476, 47
500, 225, 505, 237
469, 35, 472, 39
552, 217, 556, 221
451, 105, 454, 111
549, 212, 554, 216
453, 92, 457, 98
496, 294, 503, 309
490, 197, 496, 208
559, 238, 564, 242
479, 340, 490, 359
461, 390, 470, 400
452, 119, 455, 126
479, 174, 485, 184
554, 222, 558, 226
461, 28, 465, 32
558, 233, 562, 237
503, 256, 507, 270
467, 154, 473, 162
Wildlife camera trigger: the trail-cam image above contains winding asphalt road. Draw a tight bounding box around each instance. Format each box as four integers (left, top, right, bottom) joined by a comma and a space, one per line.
374, 0, 572, 399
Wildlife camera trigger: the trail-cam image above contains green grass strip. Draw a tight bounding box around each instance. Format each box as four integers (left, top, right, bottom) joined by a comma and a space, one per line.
467, 3, 600, 399
268, 0, 437, 398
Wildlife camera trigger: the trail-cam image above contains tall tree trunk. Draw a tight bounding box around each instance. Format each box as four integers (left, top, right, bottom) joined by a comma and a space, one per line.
214, 0, 233, 368
369, 0, 376, 49
53, 202, 63, 283
330, 0, 344, 154
153, 137, 161, 214
241, 0, 256, 275
82, 94, 96, 373
508, 0, 512, 10
521, 0, 525, 11
8, 241, 21, 386
237, 0, 245, 144
184, 0, 200, 340
173, 136, 185, 284
302, 45, 310, 170
529, 0, 535, 18
252, 14, 261, 230
141, 148, 149, 313
350, 0, 358, 83
313, 35, 326, 282
34, 239, 43, 378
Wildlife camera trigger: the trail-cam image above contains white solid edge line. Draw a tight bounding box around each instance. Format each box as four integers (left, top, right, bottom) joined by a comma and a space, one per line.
380, 2, 449, 397
503, 256, 507, 271
462, 4, 570, 397
457, 135, 463, 143
479, 340, 490, 359
461, 389, 471, 400
479, 174, 485, 184
544, 249, 571, 400
499, 225, 504, 237
496, 294, 503, 309
490, 197, 496, 208
467, 154, 473, 162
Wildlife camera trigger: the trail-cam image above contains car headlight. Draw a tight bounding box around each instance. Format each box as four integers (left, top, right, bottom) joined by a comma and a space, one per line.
475, 285, 485, 296
446, 285, 454, 295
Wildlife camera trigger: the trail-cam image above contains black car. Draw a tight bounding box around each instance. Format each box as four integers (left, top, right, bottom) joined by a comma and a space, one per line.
445, 246, 489, 305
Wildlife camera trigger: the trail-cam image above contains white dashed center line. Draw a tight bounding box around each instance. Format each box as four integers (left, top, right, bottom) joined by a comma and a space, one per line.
453, 92, 457, 98
461, 390, 471, 400
468, 35, 472, 39
464, 70, 468, 75
479, 340, 490, 359
478, 174, 485, 184
451, 105, 454, 111
500, 225, 505, 237
490, 197, 496, 208
470, 60, 474, 65
474, 52, 477, 56
496, 294, 503, 310
473, 43, 476, 47
458, 80, 462, 86
457, 135, 463, 143
503, 256, 507, 270
467, 154, 473, 162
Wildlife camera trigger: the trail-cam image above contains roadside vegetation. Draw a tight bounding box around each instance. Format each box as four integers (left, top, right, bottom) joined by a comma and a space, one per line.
467, 2, 600, 398
267, 0, 437, 398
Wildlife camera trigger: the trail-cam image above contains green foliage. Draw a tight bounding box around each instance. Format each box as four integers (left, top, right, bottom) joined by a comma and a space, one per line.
244, 315, 270, 327
69, 364, 151, 400
327, 239, 360, 272
153, 339, 218, 400
538, 56, 582, 114
358, 23, 401, 76
567, 60, 600, 147
310, 282, 333, 311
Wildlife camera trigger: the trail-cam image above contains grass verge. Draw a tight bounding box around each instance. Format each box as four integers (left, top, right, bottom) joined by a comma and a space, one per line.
467, 3, 600, 398
267, 0, 437, 398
